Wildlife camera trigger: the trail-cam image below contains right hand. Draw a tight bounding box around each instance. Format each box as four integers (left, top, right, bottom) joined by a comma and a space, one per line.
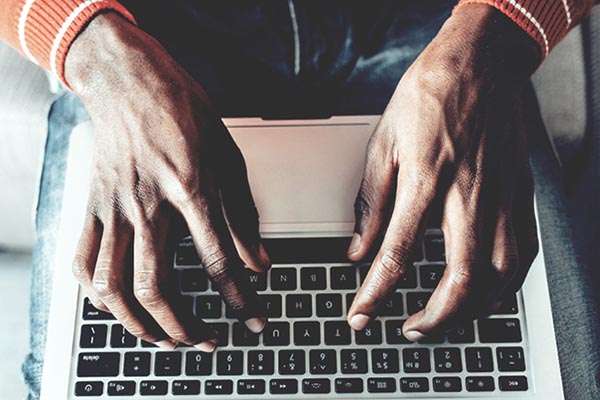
66, 13, 270, 351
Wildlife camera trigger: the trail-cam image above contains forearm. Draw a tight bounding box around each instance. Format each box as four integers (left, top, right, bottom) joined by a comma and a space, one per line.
0, 0, 135, 87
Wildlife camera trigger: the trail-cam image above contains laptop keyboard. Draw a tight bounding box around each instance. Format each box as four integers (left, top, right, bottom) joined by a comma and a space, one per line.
73, 232, 531, 397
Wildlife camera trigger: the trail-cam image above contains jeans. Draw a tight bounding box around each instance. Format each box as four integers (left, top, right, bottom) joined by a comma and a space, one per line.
22, 1, 600, 399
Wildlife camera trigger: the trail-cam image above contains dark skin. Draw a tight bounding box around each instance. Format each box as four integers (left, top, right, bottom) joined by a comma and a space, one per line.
65, 5, 540, 350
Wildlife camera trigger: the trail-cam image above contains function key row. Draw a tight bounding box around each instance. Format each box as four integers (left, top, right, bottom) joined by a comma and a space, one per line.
77, 346, 526, 378
75, 375, 528, 396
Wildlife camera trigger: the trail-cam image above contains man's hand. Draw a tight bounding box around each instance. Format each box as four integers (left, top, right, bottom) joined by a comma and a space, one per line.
66, 13, 270, 350
347, 5, 541, 341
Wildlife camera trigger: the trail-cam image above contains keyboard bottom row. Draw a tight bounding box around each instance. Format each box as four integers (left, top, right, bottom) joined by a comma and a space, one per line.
75, 375, 528, 396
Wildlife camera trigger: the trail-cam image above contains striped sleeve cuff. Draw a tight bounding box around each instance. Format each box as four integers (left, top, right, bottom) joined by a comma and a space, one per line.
456, 0, 595, 62
3, 0, 136, 88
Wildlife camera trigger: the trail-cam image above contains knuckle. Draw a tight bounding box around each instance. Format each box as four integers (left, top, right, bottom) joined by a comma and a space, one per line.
134, 272, 168, 307
447, 265, 474, 290
354, 184, 376, 220
72, 258, 90, 281
92, 270, 122, 300
378, 245, 412, 278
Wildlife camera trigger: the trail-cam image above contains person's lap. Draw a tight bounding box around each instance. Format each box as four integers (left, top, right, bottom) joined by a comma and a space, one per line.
21, 1, 600, 399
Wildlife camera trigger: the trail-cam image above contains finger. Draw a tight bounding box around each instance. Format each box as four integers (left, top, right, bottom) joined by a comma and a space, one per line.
132, 204, 218, 351
402, 179, 491, 341
72, 213, 107, 311
215, 122, 270, 272
175, 186, 267, 333
92, 217, 173, 348
348, 174, 435, 331
348, 133, 396, 261
506, 168, 538, 293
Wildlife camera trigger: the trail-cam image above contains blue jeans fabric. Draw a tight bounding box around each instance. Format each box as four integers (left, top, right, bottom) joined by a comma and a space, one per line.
22, 2, 600, 399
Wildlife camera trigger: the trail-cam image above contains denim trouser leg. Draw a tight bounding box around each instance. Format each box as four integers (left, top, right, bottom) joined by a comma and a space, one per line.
21, 92, 90, 400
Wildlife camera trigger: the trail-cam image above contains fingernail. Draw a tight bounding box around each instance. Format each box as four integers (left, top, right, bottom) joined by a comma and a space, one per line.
194, 339, 217, 353
245, 317, 267, 333
404, 330, 426, 342
154, 339, 177, 350
258, 243, 271, 267
349, 313, 370, 330
348, 233, 361, 255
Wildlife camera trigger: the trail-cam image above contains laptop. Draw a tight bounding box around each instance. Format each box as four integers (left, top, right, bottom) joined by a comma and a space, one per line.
40, 116, 564, 399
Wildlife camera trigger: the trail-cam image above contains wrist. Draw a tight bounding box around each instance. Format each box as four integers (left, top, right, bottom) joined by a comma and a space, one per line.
433, 4, 540, 80
64, 12, 139, 93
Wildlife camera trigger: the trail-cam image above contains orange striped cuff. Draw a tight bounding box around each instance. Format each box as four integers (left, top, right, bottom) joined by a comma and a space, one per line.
5, 0, 136, 88
456, 0, 595, 62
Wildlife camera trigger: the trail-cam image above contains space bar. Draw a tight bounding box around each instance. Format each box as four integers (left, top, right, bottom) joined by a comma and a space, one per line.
262, 237, 370, 264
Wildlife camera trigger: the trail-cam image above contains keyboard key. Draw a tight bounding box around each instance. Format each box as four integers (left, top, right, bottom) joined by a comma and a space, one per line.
176, 238, 200, 265
372, 348, 400, 373
434, 348, 462, 372
80, 324, 107, 348
400, 377, 429, 392
237, 379, 265, 394
302, 378, 331, 394
185, 351, 212, 376
407, 292, 431, 315
248, 350, 274, 375
181, 268, 208, 291
139, 380, 168, 396
341, 349, 367, 374
294, 322, 320, 345
213, 323, 229, 347
385, 320, 410, 344
316, 294, 342, 317
497, 347, 526, 371
82, 298, 114, 320
378, 293, 404, 316
499, 376, 528, 391
403, 348, 431, 373
110, 324, 137, 348
216, 351, 243, 375
286, 294, 312, 318
395, 266, 417, 289
154, 352, 181, 376
205, 379, 233, 395
420, 264, 445, 288
466, 376, 495, 392
124, 352, 150, 376
324, 321, 351, 345
359, 265, 370, 284
310, 349, 336, 374
107, 380, 135, 396
301, 267, 326, 290
478, 318, 522, 342
247, 270, 267, 291
367, 378, 396, 393
355, 320, 382, 344
433, 377, 461, 392
263, 321, 290, 346
195, 296, 221, 319
271, 268, 297, 290
172, 380, 200, 395
77, 353, 120, 377
447, 321, 475, 343
493, 292, 519, 314
335, 378, 363, 393
330, 267, 356, 290
270, 379, 298, 394
424, 234, 445, 261
419, 333, 445, 344
465, 347, 494, 372
279, 350, 305, 375
75, 381, 103, 396
259, 295, 282, 318
232, 322, 259, 346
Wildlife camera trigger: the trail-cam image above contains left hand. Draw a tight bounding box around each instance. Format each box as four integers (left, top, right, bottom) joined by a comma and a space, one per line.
347, 4, 542, 341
